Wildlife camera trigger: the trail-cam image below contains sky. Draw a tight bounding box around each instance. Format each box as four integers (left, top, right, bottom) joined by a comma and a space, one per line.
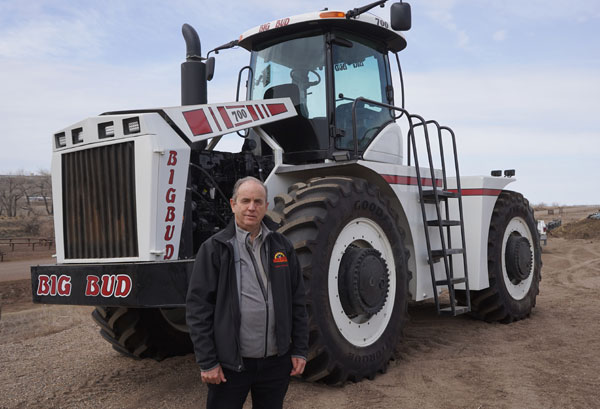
0, 0, 598, 205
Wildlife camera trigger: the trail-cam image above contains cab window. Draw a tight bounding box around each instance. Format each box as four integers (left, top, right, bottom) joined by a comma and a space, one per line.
333, 36, 392, 151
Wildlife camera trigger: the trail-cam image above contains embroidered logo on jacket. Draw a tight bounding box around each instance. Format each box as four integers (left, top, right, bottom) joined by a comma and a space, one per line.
273, 251, 288, 263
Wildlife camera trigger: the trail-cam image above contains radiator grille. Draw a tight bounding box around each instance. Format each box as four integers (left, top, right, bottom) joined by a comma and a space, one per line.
62, 142, 138, 258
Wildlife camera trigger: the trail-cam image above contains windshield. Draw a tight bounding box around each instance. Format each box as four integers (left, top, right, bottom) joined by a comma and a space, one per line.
249, 34, 329, 161
250, 34, 326, 120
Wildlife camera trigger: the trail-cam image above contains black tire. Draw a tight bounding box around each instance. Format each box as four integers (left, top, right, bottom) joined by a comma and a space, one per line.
271, 176, 410, 384
459, 191, 542, 323
91, 306, 193, 360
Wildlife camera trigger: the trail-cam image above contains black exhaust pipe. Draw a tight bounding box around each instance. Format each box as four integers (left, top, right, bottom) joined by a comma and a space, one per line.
181, 23, 207, 106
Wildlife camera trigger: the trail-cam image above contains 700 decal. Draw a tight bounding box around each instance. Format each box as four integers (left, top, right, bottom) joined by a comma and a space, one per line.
227, 106, 252, 126
231, 109, 248, 121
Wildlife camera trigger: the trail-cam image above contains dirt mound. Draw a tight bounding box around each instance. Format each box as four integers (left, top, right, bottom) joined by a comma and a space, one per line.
549, 217, 600, 239
0, 279, 36, 313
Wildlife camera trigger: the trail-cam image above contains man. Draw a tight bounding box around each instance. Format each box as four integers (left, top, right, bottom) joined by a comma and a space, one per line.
186, 176, 309, 409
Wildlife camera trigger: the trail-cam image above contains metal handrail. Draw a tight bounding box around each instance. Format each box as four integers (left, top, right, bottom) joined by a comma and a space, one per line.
236, 66, 254, 138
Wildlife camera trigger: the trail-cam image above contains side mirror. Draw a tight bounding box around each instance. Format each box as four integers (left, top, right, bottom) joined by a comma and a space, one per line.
206, 56, 215, 81
390, 2, 411, 31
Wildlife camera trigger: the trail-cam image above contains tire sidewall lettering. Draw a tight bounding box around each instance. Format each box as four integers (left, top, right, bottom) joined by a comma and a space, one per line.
353, 200, 392, 228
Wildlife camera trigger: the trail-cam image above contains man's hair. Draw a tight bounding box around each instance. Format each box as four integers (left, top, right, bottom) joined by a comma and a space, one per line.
231, 176, 268, 202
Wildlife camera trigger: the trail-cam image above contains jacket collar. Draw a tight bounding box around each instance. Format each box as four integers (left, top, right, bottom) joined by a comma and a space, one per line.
213, 214, 279, 245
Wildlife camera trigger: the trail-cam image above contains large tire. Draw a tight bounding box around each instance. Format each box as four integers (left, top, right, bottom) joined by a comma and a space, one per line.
271, 176, 410, 384
91, 306, 193, 360
463, 191, 542, 323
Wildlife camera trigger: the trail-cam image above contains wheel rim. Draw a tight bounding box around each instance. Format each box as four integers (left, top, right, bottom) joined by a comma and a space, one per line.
328, 217, 396, 347
501, 217, 535, 300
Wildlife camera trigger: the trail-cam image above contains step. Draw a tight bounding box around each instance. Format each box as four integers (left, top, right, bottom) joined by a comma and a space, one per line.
429, 248, 464, 263
422, 189, 458, 203
440, 305, 470, 316
427, 219, 461, 227
435, 277, 466, 286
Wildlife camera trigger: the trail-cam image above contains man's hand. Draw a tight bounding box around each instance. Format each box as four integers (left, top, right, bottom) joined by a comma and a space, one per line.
201, 365, 227, 384
290, 357, 306, 376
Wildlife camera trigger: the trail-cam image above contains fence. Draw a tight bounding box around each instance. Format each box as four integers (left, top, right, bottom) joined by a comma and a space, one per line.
0, 237, 55, 261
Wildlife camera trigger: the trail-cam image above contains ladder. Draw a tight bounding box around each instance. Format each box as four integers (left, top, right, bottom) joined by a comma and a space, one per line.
407, 116, 471, 316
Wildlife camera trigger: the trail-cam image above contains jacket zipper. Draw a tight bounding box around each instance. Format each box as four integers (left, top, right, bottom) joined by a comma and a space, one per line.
228, 242, 244, 371
245, 239, 270, 358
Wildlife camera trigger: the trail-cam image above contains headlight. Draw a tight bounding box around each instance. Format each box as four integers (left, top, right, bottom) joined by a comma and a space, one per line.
98, 121, 115, 139
123, 117, 140, 135
55, 132, 66, 148
71, 127, 83, 144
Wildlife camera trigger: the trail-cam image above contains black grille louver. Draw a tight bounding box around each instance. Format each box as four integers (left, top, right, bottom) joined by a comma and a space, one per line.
62, 142, 138, 258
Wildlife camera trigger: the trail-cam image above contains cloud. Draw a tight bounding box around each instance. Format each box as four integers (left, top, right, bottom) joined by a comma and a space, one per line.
401, 65, 599, 129
0, 2, 109, 60
492, 30, 507, 42
481, 0, 600, 22
392, 64, 600, 204
419, 0, 471, 49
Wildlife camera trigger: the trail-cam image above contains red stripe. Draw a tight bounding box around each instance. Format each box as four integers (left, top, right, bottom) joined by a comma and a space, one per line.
382, 174, 442, 187
266, 103, 287, 116
225, 105, 245, 109
449, 188, 501, 196
217, 107, 233, 129
235, 120, 253, 126
183, 109, 212, 135
255, 105, 265, 119
262, 104, 270, 117
246, 105, 259, 121
208, 108, 222, 132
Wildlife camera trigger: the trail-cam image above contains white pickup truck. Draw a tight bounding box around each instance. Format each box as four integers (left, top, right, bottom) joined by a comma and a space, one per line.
537, 220, 548, 245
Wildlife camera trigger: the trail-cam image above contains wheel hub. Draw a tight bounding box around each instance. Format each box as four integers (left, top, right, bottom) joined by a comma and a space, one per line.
505, 235, 533, 282
338, 246, 389, 316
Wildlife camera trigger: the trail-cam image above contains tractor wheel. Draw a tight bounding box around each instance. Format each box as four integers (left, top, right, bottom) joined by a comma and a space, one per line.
91, 306, 193, 360
271, 176, 410, 384
461, 191, 542, 323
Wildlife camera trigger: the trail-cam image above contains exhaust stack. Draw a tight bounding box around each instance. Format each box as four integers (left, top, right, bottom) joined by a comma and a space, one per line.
181, 23, 207, 106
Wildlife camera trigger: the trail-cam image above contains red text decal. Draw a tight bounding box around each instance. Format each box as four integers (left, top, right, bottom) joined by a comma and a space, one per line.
85, 274, 132, 298
37, 274, 72, 296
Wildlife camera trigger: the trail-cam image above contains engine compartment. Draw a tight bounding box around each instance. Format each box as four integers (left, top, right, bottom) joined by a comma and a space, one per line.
179, 148, 274, 258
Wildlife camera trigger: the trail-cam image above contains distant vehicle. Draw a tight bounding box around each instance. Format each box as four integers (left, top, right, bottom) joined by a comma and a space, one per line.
537, 220, 547, 245
588, 212, 600, 220
547, 219, 562, 232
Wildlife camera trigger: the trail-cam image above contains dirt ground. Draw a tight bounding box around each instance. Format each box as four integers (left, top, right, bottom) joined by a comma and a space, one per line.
1, 211, 600, 408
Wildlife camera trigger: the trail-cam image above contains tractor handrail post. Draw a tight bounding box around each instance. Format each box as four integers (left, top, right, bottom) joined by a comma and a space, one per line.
411, 114, 452, 314
236, 66, 254, 102
351, 98, 360, 158
441, 125, 471, 311
236, 66, 254, 138
351, 97, 411, 160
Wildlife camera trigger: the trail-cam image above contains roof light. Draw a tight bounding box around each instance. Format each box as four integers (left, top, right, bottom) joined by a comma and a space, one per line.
123, 117, 140, 135
55, 132, 66, 148
71, 128, 83, 144
98, 121, 115, 139
320, 11, 345, 18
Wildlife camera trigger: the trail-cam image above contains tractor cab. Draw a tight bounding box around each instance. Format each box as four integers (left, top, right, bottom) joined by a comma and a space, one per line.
237, 6, 410, 164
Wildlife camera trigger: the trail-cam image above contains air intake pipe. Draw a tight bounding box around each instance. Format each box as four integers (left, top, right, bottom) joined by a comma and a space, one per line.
181, 23, 207, 105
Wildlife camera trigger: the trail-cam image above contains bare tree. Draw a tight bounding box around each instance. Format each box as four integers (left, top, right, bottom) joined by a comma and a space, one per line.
17, 174, 35, 216
0, 174, 24, 217
37, 170, 53, 215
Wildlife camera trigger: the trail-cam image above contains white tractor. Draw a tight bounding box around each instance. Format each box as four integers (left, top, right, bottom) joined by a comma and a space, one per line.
32, 1, 542, 384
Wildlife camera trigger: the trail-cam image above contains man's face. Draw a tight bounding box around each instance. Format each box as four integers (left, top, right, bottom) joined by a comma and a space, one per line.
230, 181, 268, 233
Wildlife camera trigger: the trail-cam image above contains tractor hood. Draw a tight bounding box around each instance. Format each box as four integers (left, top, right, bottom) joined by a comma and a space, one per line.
51, 98, 296, 151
